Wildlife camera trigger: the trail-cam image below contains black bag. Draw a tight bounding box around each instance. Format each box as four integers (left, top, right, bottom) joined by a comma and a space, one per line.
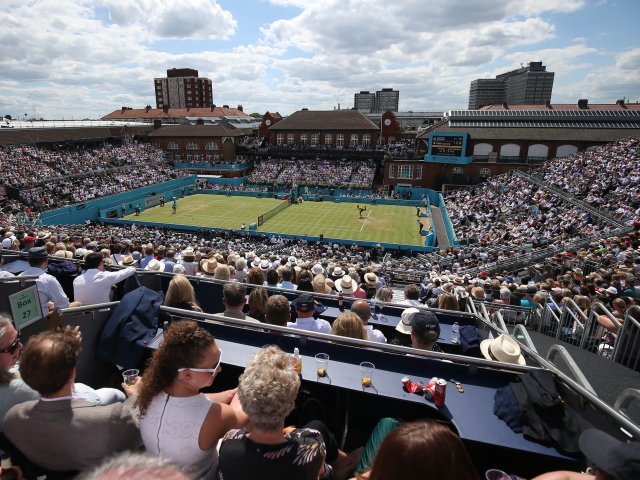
509, 370, 584, 453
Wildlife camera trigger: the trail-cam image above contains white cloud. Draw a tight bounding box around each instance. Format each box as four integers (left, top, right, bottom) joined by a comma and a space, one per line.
1, 0, 638, 119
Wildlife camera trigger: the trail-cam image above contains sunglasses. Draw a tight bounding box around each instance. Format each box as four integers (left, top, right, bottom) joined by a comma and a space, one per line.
178, 351, 222, 375
0, 333, 21, 355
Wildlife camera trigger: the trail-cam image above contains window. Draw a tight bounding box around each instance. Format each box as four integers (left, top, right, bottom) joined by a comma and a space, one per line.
416, 165, 422, 179
300, 134, 308, 145
397, 165, 413, 179
362, 134, 371, 145
479, 168, 491, 178
452, 167, 463, 176
389, 164, 395, 178
350, 134, 358, 146
311, 133, 319, 145
167, 141, 179, 150
336, 134, 344, 147
287, 134, 295, 145
186, 141, 198, 150
277, 133, 284, 145
206, 154, 212, 161
205, 141, 219, 150
324, 134, 333, 145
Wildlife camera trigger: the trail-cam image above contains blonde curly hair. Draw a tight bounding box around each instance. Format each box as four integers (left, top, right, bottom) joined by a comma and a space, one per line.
237, 346, 300, 431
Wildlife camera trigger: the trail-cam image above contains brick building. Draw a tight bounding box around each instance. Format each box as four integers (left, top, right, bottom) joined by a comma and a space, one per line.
154, 68, 213, 109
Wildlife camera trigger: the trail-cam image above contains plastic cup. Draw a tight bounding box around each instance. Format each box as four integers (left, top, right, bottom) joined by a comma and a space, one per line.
485, 469, 512, 480
122, 369, 139, 386
315, 353, 329, 378
359, 361, 375, 387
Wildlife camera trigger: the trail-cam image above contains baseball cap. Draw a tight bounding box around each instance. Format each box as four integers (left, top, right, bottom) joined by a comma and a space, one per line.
295, 293, 315, 311
28, 247, 48, 259
411, 311, 440, 338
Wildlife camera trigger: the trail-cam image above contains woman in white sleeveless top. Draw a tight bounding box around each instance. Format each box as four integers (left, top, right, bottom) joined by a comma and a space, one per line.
137, 320, 247, 479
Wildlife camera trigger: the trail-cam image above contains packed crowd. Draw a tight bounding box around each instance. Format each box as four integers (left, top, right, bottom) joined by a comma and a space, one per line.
18, 164, 187, 210
536, 137, 640, 225
246, 158, 376, 188
0, 143, 164, 188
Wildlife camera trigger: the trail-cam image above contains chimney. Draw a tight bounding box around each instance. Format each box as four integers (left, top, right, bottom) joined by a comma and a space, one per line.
502, 103, 509, 109
153, 119, 162, 129
210, 105, 214, 112
577, 99, 589, 109
616, 99, 627, 108
162, 106, 169, 114
121, 107, 127, 113
222, 104, 229, 109
196, 118, 204, 125
545, 100, 552, 108
237, 104, 243, 112
145, 105, 151, 112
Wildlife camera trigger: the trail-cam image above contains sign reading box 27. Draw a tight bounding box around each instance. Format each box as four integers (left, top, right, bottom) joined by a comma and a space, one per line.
9, 285, 43, 330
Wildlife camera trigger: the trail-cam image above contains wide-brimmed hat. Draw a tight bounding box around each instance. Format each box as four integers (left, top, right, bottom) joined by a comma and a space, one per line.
364, 272, 378, 287
578, 429, 640, 480
182, 248, 195, 260
36, 231, 51, 240
454, 276, 465, 285
480, 334, 526, 365
335, 274, 355, 294
145, 259, 165, 272
312, 275, 332, 294
260, 259, 271, 271
332, 266, 345, 277
311, 263, 324, 276
251, 257, 261, 268
53, 250, 73, 259
396, 307, 420, 334
119, 255, 136, 266
201, 257, 218, 274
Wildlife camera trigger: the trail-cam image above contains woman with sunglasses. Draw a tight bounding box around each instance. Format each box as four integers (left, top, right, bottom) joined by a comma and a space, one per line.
137, 320, 247, 479
0, 315, 125, 431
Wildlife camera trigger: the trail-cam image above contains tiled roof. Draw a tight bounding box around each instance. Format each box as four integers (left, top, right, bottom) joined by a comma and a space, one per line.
147, 124, 248, 138
268, 110, 379, 131
102, 107, 248, 120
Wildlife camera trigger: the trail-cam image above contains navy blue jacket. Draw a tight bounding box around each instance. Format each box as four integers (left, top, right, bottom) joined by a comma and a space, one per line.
97, 286, 163, 369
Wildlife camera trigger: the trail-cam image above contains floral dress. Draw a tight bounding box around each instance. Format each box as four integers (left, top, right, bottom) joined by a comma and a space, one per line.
217, 427, 328, 480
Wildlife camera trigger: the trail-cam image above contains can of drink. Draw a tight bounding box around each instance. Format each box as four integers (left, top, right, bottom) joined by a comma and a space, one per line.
424, 377, 437, 400
434, 378, 447, 406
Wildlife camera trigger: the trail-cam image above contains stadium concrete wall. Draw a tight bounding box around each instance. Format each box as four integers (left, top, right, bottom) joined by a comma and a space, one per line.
39, 176, 197, 225
175, 162, 249, 170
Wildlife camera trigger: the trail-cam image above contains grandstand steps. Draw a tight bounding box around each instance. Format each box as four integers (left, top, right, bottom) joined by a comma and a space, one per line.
518, 328, 640, 408
430, 205, 451, 250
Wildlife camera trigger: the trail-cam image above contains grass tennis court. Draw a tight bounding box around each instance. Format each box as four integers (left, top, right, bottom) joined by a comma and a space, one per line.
125, 194, 425, 246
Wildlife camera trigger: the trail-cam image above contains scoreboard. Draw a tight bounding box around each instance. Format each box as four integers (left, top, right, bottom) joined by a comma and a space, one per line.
430, 134, 464, 156
424, 132, 471, 164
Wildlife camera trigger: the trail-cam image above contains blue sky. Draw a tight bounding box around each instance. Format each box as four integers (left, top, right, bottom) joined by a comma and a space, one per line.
0, 0, 638, 119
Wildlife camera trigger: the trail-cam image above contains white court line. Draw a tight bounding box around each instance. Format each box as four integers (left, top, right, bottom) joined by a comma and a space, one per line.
359, 208, 373, 232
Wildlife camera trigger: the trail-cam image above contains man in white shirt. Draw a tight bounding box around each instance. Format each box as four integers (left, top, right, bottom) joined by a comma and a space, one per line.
351, 300, 386, 343
73, 252, 136, 306
19, 247, 73, 315
287, 293, 331, 333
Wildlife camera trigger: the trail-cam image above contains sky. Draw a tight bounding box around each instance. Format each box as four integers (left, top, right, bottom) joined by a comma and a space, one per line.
0, 0, 639, 120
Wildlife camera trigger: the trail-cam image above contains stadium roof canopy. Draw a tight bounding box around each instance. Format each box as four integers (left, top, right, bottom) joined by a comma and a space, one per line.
268, 109, 379, 131
148, 124, 251, 138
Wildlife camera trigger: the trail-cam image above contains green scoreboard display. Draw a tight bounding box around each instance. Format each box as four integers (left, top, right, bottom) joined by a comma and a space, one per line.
424, 132, 471, 164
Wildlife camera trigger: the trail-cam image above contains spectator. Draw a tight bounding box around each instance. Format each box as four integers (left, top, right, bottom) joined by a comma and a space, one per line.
356, 420, 479, 480
218, 283, 259, 322
332, 312, 367, 340
163, 274, 202, 312
247, 287, 269, 322
73, 252, 136, 306
287, 293, 331, 334
137, 321, 247, 479
217, 346, 361, 480
4, 328, 141, 472
76, 452, 190, 480
351, 300, 386, 343
264, 295, 291, 326
409, 311, 441, 352
399, 284, 421, 306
